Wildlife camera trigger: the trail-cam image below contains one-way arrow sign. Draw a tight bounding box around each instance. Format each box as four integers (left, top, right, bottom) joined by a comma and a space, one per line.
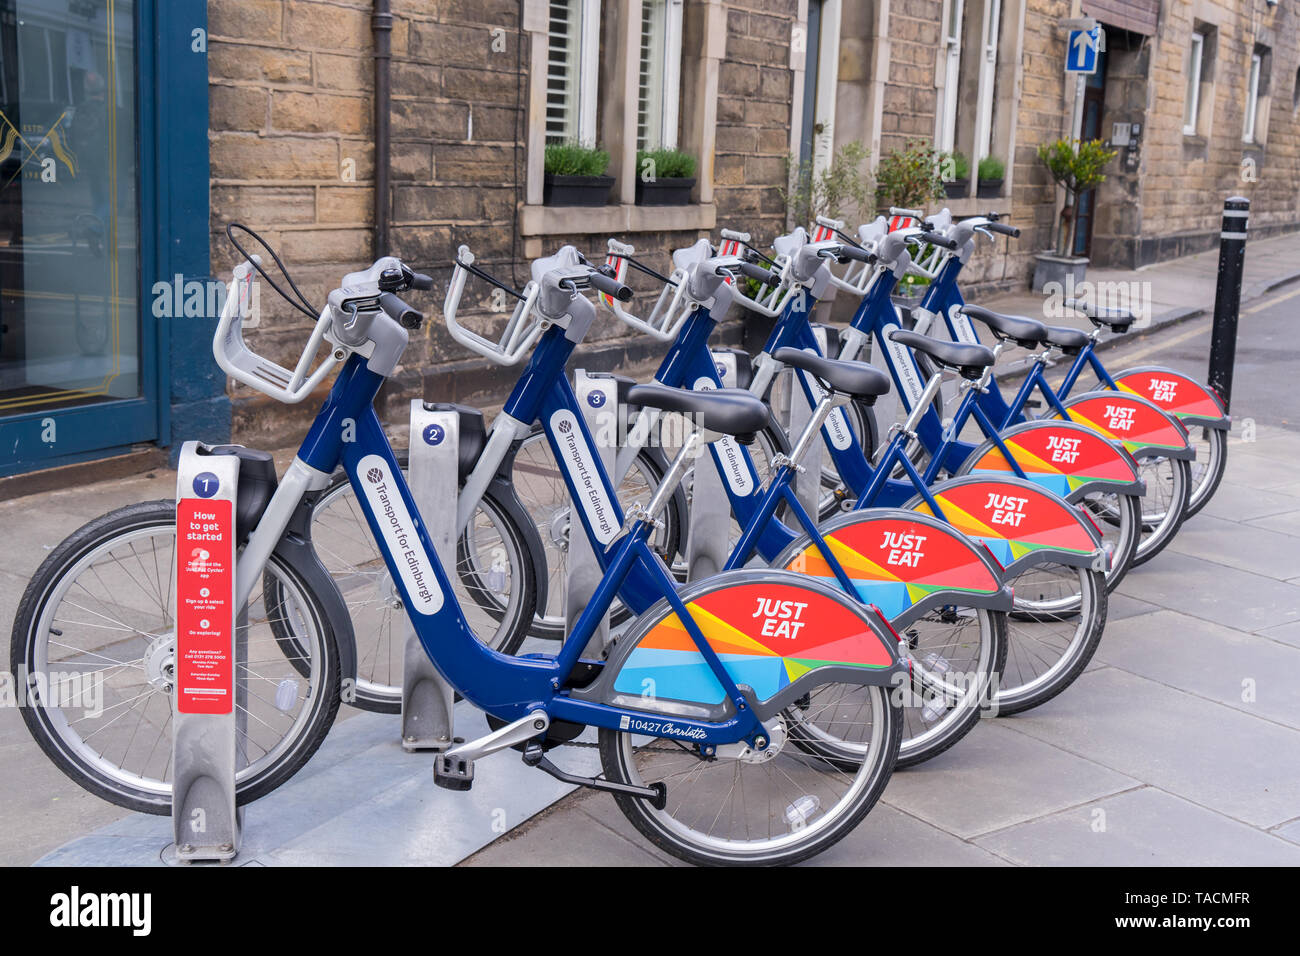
1067, 27, 1100, 74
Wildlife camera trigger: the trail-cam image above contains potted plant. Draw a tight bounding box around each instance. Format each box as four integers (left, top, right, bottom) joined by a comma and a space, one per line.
635, 148, 697, 205
1032, 138, 1118, 292
543, 142, 614, 206
976, 155, 1005, 198
781, 139, 873, 228
874, 139, 947, 214
942, 151, 970, 199
895, 271, 932, 304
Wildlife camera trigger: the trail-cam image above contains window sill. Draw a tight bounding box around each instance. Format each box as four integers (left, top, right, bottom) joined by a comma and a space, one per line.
941, 197, 1013, 219
520, 202, 716, 241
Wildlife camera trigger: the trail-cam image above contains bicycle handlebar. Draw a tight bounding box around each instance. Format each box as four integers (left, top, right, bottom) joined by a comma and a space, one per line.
985, 221, 1020, 238
834, 244, 874, 264
910, 231, 959, 250
734, 260, 782, 286
378, 292, 423, 329
587, 269, 634, 302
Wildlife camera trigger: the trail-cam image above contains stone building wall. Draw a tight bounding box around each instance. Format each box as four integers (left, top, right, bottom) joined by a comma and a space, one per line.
208, 0, 802, 446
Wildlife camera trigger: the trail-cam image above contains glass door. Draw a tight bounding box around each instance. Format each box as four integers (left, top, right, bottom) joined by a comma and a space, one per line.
0, 0, 152, 475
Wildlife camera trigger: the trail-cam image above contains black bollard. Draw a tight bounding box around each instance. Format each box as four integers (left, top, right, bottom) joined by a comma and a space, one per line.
1208, 197, 1249, 411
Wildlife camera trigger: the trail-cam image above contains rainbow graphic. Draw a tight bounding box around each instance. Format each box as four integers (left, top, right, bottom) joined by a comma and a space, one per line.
967, 423, 1139, 499
1054, 394, 1190, 456
913, 480, 1098, 569
782, 517, 1001, 621
1114, 370, 1227, 425
613, 582, 894, 706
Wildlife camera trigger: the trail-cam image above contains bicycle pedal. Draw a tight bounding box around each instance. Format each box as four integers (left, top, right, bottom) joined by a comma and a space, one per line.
433, 753, 475, 791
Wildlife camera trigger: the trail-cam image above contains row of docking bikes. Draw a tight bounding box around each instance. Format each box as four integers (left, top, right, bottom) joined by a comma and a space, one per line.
13, 208, 1229, 866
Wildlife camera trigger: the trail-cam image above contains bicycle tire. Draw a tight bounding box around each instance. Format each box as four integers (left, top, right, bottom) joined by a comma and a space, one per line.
12, 501, 342, 815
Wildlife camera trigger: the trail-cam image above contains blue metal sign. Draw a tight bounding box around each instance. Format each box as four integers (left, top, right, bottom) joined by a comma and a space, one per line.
1067, 27, 1100, 74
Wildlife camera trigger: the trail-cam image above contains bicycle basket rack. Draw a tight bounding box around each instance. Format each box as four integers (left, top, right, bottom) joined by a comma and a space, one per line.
213, 257, 341, 404
442, 245, 544, 366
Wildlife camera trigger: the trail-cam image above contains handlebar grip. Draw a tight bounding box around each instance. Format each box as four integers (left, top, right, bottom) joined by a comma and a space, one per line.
735, 260, 781, 286
914, 231, 959, 250
836, 244, 874, 264
411, 272, 434, 291
987, 222, 1020, 238
890, 207, 925, 220
379, 292, 423, 329
588, 271, 633, 302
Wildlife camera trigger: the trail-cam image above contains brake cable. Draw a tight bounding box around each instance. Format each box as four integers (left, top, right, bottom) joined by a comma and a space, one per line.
225, 222, 320, 321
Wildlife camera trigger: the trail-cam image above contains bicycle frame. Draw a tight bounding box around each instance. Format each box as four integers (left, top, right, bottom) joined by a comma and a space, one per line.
250, 350, 782, 747
624, 267, 1031, 520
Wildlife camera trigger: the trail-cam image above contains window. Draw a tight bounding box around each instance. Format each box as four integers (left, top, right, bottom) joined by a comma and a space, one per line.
1184, 31, 1205, 135
937, 0, 964, 154
1243, 46, 1270, 145
973, 0, 1002, 162
1244, 52, 1261, 142
545, 0, 600, 143
935, 0, 1004, 186
636, 0, 683, 150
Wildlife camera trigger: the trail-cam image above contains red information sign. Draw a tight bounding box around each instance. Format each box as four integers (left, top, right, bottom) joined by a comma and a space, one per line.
175, 498, 234, 715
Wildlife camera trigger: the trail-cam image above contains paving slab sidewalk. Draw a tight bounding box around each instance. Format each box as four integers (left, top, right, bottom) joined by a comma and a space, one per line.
460, 437, 1300, 867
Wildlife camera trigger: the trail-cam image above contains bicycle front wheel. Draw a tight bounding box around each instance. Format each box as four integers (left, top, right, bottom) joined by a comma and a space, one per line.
12, 501, 341, 814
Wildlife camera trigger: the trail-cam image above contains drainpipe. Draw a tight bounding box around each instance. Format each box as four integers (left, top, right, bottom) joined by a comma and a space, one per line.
372, 1, 393, 256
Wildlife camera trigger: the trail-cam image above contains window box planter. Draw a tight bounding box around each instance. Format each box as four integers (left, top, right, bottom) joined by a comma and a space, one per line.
543, 174, 615, 207
944, 180, 970, 200
635, 176, 696, 206
976, 178, 1004, 199
1032, 252, 1089, 294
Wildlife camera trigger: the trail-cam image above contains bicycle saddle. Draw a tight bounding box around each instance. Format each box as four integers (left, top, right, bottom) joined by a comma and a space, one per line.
772, 347, 891, 403
889, 329, 995, 380
959, 304, 1048, 348
626, 383, 769, 442
1066, 299, 1138, 330
1041, 324, 1090, 354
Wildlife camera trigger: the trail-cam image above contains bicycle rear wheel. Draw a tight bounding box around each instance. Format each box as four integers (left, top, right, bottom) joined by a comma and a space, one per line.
599, 682, 900, 866
1131, 456, 1191, 566
12, 501, 341, 814
998, 565, 1108, 714
1185, 425, 1227, 519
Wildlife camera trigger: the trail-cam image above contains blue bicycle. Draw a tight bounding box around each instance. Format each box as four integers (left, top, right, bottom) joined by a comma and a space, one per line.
13, 232, 907, 866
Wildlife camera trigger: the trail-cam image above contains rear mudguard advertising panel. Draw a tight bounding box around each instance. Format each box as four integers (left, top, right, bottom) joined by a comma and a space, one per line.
907, 476, 1108, 576
1053, 392, 1194, 461
771, 510, 1011, 629
958, 419, 1146, 503
1112, 366, 1230, 431
573, 571, 904, 722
